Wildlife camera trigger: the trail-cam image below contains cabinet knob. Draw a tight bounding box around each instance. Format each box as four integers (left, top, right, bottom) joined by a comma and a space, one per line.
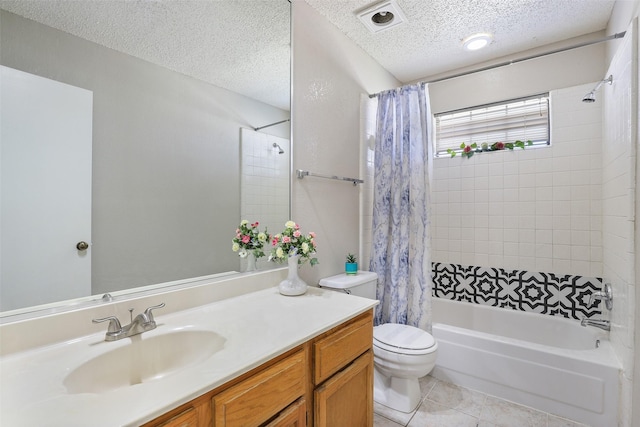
76, 241, 89, 251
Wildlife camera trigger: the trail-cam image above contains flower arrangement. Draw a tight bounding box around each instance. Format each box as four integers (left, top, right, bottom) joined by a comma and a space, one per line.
447, 140, 533, 158
269, 220, 318, 266
232, 220, 270, 258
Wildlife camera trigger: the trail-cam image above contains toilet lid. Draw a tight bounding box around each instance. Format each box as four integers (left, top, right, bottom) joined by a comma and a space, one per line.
373, 324, 435, 353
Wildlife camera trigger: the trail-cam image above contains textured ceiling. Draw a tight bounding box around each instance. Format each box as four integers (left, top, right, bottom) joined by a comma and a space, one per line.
304, 0, 617, 83
0, 0, 291, 110
1, 0, 617, 110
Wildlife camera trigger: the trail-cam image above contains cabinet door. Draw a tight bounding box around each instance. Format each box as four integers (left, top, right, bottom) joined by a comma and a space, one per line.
314, 350, 373, 427
265, 398, 306, 427
213, 349, 306, 427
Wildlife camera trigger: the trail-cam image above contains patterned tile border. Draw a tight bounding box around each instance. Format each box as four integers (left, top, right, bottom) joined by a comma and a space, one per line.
431, 263, 603, 319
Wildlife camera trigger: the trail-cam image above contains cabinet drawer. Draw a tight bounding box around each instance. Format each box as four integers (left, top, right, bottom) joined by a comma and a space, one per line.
213, 349, 306, 427
313, 311, 373, 385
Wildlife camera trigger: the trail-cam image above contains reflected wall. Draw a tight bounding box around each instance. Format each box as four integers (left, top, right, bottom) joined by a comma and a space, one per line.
0, 10, 290, 301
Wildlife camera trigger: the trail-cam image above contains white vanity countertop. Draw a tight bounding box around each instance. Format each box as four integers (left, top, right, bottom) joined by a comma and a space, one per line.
0, 286, 378, 426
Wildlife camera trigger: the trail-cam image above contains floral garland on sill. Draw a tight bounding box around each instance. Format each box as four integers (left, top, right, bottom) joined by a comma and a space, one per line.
447, 140, 533, 158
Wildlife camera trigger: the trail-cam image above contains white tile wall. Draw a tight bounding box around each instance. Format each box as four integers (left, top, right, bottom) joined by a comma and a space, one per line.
432, 84, 603, 278
601, 21, 636, 427
240, 128, 290, 237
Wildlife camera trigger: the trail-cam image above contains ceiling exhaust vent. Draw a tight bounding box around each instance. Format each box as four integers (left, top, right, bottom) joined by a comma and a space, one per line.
356, 0, 407, 34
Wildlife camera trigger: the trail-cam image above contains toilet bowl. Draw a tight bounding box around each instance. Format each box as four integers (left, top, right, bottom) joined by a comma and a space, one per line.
373, 323, 438, 412
318, 271, 439, 413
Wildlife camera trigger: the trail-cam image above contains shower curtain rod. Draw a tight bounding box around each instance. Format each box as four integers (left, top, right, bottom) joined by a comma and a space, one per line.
254, 118, 290, 131
369, 31, 626, 98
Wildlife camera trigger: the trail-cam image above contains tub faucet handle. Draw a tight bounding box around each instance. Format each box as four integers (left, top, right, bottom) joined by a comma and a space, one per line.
589, 283, 613, 310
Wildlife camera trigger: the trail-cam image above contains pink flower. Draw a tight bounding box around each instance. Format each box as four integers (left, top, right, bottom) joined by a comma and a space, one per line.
495, 142, 505, 150
271, 237, 279, 246
294, 223, 300, 230
309, 232, 316, 238
252, 222, 259, 227
241, 235, 250, 244
293, 230, 301, 238
283, 236, 291, 243
463, 145, 471, 153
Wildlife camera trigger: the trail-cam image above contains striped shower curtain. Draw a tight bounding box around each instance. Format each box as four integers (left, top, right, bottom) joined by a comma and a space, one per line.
370, 84, 433, 331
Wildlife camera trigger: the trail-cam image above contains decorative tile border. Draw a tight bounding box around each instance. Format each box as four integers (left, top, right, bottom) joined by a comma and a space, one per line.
432, 263, 603, 319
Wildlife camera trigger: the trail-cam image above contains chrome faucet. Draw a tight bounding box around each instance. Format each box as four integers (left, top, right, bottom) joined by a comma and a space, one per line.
581, 317, 610, 331
589, 283, 613, 310
93, 303, 165, 341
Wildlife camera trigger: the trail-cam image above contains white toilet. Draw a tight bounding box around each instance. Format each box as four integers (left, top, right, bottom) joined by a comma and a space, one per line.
319, 271, 438, 413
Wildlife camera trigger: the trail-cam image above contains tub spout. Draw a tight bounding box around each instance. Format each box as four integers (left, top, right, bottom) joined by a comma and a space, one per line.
581, 317, 610, 331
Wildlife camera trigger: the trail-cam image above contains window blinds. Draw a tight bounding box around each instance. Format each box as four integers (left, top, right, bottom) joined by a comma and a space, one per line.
434, 94, 549, 156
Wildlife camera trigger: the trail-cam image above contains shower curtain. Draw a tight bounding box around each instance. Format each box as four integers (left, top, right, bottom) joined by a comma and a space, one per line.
370, 84, 432, 331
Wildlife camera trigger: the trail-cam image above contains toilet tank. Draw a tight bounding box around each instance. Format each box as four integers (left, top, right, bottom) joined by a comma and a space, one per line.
318, 271, 378, 299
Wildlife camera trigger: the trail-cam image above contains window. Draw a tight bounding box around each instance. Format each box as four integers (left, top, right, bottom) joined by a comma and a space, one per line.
434, 94, 550, 157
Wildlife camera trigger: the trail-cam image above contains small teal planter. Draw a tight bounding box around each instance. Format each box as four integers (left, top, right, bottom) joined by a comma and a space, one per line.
345, 262, 358, 275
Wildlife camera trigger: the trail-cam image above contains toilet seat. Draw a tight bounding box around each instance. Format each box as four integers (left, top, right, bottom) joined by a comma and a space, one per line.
374, 323, 436, 355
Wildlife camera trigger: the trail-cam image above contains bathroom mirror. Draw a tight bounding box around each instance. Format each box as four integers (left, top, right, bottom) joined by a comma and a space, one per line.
0, 0, 291, 318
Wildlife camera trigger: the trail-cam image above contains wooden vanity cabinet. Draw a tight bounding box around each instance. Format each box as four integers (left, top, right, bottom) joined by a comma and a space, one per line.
143, 309, 373, 427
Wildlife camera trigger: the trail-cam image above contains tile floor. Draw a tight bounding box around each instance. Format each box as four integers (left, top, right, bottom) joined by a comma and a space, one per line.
373, 376, 590, 427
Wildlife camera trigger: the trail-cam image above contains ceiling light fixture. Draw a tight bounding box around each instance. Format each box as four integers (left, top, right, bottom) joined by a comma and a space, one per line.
356, 0, 407, 34
463, 33, 493, 51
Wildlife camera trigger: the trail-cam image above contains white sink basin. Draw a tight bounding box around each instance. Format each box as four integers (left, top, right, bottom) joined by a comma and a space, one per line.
64, 330, 226, 394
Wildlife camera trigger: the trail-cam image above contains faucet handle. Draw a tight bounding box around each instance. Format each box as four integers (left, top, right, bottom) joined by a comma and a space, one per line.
589, 284, 613, 310
92, 316, 123, 334
143, 303, 165, 322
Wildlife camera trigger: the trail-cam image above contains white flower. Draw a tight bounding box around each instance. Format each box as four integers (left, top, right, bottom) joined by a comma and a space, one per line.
276, 247, 284, 258
240, 219, 249, 226
232, 242, 240, 252
301, 242, 309, 254
285, 220, 296, 229
238, 249, 248, 258
257, 232, 267, 242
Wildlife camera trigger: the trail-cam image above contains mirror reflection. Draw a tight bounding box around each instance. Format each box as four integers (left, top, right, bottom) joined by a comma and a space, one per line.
0, 0, 291, 315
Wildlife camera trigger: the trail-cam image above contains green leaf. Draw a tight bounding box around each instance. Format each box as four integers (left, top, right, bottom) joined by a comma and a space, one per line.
459, 142, 466, 149
470, 143, 478, 148
526, 140, 533, 145
310, 258, 319, 266
505, 143, 514, 150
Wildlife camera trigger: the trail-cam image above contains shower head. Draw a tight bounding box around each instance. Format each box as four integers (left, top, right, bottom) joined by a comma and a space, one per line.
582, 91, 596, 103
582, 74, 613, 103
273, 143, 285, 154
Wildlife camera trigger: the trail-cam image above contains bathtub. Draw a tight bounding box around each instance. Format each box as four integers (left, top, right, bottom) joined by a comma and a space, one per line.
431, 298, 620, 427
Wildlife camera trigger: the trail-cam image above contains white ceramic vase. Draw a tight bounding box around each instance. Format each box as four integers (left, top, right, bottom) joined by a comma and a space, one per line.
244, 252, 257, 272
278, 255, 307, 296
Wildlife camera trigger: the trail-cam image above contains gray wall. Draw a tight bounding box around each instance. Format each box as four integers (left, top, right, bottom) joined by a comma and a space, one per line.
1, 10, 289, 294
